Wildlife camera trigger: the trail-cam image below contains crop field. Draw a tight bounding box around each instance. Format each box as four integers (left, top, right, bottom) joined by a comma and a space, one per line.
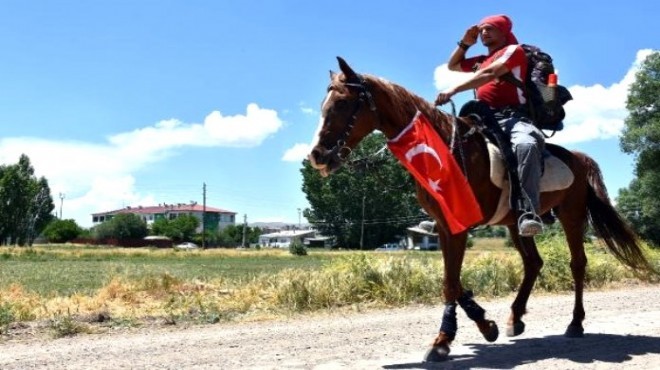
0, 237, 657, 338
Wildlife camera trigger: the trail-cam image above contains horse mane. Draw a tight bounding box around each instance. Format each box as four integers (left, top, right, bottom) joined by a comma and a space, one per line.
364, 74, 455, 140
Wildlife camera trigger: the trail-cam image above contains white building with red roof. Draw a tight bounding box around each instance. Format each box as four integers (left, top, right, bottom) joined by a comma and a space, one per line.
91, 203, 236, 231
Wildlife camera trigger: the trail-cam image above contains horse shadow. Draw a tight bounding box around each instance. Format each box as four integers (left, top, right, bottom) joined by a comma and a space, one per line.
382, 333, 660, 369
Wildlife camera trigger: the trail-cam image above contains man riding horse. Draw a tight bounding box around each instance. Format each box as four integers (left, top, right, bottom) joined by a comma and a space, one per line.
435, 14, 545, 237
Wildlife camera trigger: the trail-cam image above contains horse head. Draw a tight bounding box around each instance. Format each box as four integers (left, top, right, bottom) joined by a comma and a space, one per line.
307, 57, 382, 177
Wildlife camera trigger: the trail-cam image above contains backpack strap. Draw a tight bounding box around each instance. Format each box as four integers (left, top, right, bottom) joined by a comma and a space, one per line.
500, 72, 537, 123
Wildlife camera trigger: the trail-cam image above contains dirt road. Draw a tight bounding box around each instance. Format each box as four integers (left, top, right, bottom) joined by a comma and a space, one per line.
1, 285, 659, 369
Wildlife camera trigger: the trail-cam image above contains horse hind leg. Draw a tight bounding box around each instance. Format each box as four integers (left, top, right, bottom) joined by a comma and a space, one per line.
557, 210, 588, 338
506, 225, 544, 337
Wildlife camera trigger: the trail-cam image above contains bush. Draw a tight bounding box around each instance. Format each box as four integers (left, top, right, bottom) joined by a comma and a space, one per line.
0, 302, 15, 334
42, 219, 82, 243
289, 240, 308, 256
93, 213, 148, 240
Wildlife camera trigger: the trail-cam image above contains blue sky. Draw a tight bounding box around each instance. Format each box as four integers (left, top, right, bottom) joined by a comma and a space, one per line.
0, 1, 657, 227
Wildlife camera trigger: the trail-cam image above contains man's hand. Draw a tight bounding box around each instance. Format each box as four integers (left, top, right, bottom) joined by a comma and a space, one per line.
462, 25, 480, 46
434, 90, 455, 106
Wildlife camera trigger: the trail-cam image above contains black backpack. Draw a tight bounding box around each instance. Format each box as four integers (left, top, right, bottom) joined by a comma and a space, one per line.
502, 44, 573, 134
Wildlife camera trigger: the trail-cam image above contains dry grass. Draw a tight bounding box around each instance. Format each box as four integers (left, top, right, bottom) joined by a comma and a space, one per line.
0, 240, 657, 338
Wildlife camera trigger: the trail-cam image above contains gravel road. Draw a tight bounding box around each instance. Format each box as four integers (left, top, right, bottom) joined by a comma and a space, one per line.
1, 285, 659, 369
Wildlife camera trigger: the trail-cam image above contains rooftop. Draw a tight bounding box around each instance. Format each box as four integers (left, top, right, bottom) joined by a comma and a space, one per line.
92, 203, 235, 216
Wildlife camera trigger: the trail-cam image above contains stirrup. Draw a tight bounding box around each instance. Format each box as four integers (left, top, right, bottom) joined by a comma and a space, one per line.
517, 211, 543, 237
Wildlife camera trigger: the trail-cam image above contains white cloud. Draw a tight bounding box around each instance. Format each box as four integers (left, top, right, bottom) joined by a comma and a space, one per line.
433, 64, 474, 92
552, 49, 654, 144
299, 102, 317, 116
0, 104, 283, 227
432, 49, 656, 144
282, 143, 312, 162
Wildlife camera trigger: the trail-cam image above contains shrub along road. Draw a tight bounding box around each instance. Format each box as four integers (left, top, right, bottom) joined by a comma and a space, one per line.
1, 285, 659, 369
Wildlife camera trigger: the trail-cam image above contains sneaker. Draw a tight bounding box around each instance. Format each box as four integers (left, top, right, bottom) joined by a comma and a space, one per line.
519, 218, 543, 237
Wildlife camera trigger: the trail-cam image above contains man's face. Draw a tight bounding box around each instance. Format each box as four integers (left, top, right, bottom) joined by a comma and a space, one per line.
479, 24, 505, 48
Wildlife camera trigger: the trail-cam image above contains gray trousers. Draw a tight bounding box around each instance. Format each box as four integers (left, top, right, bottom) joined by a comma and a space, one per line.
497, 114, 545, 214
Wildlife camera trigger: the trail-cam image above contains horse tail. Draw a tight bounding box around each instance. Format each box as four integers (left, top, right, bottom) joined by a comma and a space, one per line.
584, 155, 657, 275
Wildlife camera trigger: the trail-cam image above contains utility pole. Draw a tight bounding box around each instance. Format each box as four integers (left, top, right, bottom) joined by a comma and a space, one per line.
242, 214, 247, 248
58, 193, 65, 219
360, 194, 366, 250
297, 207, 301, 229
202, 183, 206, 249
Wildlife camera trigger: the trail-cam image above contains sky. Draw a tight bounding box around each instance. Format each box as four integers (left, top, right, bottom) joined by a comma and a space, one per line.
0, 1, 658, 228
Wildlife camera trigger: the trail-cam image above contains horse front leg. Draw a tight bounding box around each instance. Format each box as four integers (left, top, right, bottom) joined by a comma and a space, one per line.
425, 231, 498, 361
457, 289, 499, 342
506, 225, 544, 337
424, 231, 465, 362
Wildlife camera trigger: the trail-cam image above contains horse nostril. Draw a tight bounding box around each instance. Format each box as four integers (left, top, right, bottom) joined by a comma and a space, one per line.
310, 147, 327, 165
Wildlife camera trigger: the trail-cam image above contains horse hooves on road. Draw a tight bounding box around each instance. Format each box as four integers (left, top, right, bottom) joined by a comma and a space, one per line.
482, 320, 500, 342
564, 324, 584, 338
506, 320, 526, 337
424, 344, 450, 362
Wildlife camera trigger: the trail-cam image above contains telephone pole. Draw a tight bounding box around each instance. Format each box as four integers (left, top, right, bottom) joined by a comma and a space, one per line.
202, 183, 206, 249
297, 208, 301, 229
360, 194, 366, 250
242, 214, 247, 248
58, 193, 65, 219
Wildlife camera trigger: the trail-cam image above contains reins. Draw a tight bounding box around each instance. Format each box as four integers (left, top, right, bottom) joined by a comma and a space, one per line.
445, 100, 470, 178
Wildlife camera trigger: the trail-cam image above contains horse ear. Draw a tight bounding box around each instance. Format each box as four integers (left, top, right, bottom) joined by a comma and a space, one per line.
329, 70, 337, 80
336, 56, 357, 79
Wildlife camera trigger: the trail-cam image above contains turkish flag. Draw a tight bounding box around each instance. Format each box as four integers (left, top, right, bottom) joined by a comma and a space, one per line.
387, 111, 482, 234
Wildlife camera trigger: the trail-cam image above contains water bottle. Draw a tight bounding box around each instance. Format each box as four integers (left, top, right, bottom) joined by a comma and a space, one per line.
541, 73, 558, 102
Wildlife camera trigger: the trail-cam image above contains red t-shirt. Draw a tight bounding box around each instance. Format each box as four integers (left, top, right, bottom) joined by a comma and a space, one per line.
460, 45, 528, 109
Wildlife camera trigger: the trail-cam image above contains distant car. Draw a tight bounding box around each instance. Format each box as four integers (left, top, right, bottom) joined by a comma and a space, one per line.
413, 243, 439, 251
175, 242, 200, 250
375, 243, 405, 252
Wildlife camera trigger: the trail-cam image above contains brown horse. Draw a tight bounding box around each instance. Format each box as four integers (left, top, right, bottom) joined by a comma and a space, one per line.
307, 57, 656, 361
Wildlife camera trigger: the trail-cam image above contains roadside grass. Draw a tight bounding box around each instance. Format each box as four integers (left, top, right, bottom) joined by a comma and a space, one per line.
0, 239, 657, 337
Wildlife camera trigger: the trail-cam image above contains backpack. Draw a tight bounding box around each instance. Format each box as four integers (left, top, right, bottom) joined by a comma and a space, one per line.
502, 44, 573, 134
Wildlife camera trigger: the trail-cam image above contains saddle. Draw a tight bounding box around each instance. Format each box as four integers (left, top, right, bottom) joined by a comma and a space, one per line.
459, 101, 574, 225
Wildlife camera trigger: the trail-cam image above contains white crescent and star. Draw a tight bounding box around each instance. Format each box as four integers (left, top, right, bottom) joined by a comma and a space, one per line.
404, 143, 444, 192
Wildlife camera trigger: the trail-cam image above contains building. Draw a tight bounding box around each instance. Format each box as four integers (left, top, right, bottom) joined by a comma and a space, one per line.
406, 220, 440, 250
91, 203, 236, 232
258, 229, 317, 248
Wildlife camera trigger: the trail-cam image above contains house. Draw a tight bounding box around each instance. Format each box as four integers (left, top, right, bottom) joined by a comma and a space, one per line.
406, 220, 440, 250
91, 203, 236, 232
258, 229, 317, 248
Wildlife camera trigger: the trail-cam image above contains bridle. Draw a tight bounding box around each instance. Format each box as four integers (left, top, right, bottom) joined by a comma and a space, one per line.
326, 73, 378, 162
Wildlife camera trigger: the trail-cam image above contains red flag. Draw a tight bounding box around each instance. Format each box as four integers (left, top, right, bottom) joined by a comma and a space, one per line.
387, 111, 482, 234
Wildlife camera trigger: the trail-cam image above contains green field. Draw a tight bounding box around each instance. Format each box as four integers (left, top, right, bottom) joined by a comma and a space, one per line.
0, 246, 334, 296
0, 239, 507, 296
0, 238, 656, 337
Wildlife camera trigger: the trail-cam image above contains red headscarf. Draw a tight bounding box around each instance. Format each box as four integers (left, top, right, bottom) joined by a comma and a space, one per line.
479, 14, 518, 45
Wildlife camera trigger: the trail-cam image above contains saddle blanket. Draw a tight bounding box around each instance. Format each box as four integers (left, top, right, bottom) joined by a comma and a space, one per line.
485, 143, 574, 225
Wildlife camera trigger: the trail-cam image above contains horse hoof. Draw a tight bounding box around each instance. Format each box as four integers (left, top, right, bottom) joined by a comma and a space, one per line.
482, 320, 499, 342
424, 344, 450, 362
506, 321, 526, 337
564, 324, 584, 338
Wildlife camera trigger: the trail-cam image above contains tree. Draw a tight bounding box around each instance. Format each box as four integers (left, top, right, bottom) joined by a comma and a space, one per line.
618, 51, 660, 247
94, 213, 148, 240
301, 133, 424, 249
0, 154, 55, 246
216, 224, 261, 247
42, 219, 83, 243
151, 214, 199, 242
